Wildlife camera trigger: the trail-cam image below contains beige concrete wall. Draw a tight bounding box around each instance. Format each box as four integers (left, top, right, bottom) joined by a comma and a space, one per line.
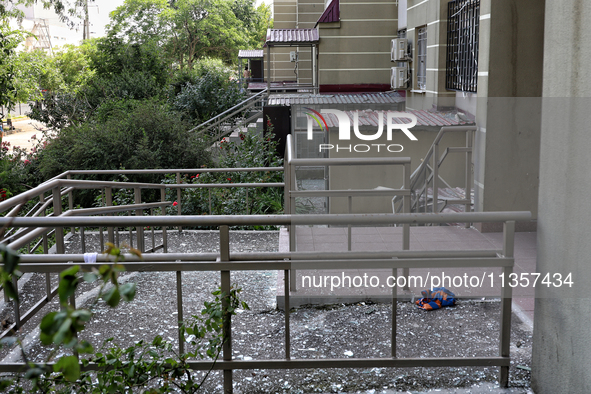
474, 0, 544, 230
406, 0, 456, 110
296, 0, 323, 84
269, 0, 323, 83
532, 1, 591, 392
403, 0, 543, 229
318, 0, 398, 88
271, 0, 298, 82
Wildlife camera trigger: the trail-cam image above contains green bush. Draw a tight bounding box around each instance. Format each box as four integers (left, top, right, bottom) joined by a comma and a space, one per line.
163, 124, 284, 226
0, 244, 247, 393
35, 99, 211, 178
0, 138, 31, 202
29, 38, 170, 130
27, 99, 212, 207
171, 58, 244, 125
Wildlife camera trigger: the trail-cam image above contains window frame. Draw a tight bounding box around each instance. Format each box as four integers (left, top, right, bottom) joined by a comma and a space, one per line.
446, 0, 480, 93
416, 25, 428, 91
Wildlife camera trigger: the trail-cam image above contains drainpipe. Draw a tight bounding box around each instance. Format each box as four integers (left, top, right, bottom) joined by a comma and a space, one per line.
267, 45, 271, 96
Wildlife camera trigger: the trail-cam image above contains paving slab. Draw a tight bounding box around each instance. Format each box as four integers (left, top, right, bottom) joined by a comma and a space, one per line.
278, 226, 537, 324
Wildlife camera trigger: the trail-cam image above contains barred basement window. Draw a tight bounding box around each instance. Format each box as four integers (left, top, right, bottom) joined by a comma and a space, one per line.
416, 26, 427, 91
446, 0, 480, 92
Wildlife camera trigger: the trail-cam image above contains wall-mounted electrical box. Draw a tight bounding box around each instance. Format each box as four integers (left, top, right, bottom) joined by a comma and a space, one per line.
290, 51, 298, 62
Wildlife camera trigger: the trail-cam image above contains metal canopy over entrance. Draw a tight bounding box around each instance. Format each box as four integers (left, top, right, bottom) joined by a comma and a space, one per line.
264, 28, 320, 95
238, 49, 264, 85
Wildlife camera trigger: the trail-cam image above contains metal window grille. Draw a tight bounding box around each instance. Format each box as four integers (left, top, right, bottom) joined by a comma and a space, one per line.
417, 26, 427, 90
446, 0, 480, 93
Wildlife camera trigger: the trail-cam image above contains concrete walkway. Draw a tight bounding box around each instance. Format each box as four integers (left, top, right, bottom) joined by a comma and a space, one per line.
281, 225, 536, 326
1, 118, 48, 152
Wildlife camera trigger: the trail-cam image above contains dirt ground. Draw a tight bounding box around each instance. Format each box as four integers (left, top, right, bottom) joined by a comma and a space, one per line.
0, 231, 534, 393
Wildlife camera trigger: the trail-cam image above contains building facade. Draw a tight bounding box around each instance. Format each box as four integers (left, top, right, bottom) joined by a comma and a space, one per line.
268, 0, 543, 230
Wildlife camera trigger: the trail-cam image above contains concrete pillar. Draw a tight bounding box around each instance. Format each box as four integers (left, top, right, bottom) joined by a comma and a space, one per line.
473, 0, 544, 232
532, 0, 591, 393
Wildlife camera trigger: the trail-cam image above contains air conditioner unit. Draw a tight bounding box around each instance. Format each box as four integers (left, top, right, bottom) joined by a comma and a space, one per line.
391, 38, 408, 62
391, 66, 408, 89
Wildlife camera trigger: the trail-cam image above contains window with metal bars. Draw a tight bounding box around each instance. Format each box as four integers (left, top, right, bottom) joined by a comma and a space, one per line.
446, 0, 480, 92
416, 26, 427, 90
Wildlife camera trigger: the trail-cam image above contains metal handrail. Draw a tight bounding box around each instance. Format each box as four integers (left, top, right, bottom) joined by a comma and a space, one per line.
207, 108, 265, 144
0, 211, 532, 227
0, 168, 284, 216
284, 133, 413, 292
393, 125, 476, 215
0, 167, 285, 262
0, 211, 527, 389
189, 89, 268, 137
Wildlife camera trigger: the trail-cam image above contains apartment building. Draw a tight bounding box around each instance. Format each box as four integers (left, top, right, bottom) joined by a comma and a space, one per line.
266, 0, 543, 230
13, 3, 83, 52
265, 2, 591, 391
270, 0, 397, 92
270, 0, 324, 84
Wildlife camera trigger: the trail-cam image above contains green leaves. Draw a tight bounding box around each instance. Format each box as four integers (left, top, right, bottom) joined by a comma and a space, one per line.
108, 0, 266, 67
101, 286, 121, 307
182, 284, 249, 365
53, 355, 80, 382
0, 20, 28, 115
0, 244, 19, 274
120, 282, 137, 302
58, 265, 80, 305
0, 270, 18, 302
0, 243, 20, 302
171, 64, 245, 125
0, 243, 254, 393
31, 98, 212, 184
39, 307, 91, 347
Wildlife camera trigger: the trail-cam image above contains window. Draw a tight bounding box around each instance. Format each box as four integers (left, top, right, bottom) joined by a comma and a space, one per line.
446, 0, 480, 92
416, 26, 427, 90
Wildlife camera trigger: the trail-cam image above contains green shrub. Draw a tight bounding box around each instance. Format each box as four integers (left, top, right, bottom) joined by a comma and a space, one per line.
29, 38, 170, 130
28, 99, 212, 207
0, 139, 30, 202
164, 124, 284, 227
171, 59, 244, 125
35, 99, 211, 178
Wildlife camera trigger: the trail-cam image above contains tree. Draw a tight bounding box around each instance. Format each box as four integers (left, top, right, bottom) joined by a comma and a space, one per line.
231, 0, 273, 48
108, 0, 269, 69
28, 37, 170, 130
10, 50, 63, 103
52, 42, 96, 93
0, 8, 29, 117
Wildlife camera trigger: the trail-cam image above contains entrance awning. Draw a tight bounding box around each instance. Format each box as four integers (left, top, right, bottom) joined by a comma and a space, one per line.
264, 29, 319, 47
264, 29, 320, 94
238, 49, 264, 59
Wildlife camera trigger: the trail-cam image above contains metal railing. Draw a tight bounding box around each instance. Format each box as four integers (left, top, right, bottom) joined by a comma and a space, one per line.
284, 134, 413, 290
0, 211, 530, 390
393, 125, 475, 218
1, 167, 284, 231
0, 167, 284, 305
189, 89, 268, 144
0, 137, 527, 389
